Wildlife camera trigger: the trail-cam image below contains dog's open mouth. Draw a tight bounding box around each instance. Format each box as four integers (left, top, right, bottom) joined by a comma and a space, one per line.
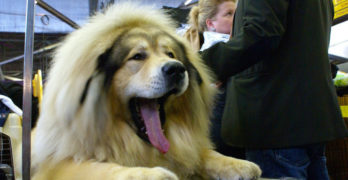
129, 90, 176, 154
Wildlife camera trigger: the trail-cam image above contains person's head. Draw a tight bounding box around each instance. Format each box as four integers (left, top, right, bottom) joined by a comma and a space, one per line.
188, 0, 236, 34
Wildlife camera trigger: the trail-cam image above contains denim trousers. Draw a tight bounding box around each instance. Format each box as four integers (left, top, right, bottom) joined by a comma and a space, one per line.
245, 143, 329, 180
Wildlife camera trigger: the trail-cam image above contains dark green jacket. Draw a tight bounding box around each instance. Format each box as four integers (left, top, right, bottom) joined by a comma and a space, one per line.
202, 0, 348, 148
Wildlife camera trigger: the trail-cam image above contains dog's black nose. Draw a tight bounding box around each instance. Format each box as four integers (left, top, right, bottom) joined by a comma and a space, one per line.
162, 62, 186, 81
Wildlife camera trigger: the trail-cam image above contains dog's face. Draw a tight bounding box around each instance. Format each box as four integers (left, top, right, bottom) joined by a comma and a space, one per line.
90, 26, 200, 154
112, 27, 189, 102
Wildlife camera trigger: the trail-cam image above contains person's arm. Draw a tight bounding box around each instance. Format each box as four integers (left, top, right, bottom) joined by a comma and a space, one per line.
201, 0, 289, 81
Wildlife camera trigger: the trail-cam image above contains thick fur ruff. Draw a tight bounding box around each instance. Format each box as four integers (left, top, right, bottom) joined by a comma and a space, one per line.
29, 3, 261, 180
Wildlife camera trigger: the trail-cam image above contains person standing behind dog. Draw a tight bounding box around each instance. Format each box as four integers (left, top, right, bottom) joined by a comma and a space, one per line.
184, 0, 246, 159
184, 0, 235, 51
201, 0, 348, 179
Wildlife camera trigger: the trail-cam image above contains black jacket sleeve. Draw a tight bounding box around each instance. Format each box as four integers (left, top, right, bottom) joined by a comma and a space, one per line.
201, 0, 289, 81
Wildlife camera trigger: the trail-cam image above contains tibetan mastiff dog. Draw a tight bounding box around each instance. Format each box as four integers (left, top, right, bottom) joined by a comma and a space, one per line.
29, 3, 261, 180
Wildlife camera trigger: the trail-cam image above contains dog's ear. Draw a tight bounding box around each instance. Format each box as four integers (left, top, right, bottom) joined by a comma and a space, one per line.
97, 47, 122, 88
80, 46, 121, 105
173, 38, 203, 86
187, 61, 203, 85
80, 74, 94, 104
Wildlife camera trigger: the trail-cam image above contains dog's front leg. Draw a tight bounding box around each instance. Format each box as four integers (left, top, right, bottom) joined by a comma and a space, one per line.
201, 149, 261, 180
33, 160, 178, 180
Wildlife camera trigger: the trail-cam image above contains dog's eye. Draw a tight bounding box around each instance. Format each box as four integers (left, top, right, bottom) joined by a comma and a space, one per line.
130, 53, 146, 61
166, 52, 175, 58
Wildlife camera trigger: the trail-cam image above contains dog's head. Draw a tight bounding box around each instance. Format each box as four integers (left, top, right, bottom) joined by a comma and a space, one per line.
36, 3, 216, 163
79, 25, 205, 153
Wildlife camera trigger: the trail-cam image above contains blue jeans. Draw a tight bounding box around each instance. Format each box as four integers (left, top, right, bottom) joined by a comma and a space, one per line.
245, 144, 329, 180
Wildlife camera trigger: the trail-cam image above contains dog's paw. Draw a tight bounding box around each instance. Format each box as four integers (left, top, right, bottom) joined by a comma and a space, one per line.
212, 158, 261, 180
224, 158, 261, 180
204, 151, 261, 180
113, 166, 178, 180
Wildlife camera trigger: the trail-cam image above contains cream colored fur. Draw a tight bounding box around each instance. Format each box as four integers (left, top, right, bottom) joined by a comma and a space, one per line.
29, 3, 261, 180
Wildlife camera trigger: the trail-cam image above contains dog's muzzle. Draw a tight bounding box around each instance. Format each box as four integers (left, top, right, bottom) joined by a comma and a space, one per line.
129, 61, 188, 154
162, 61, 186, 90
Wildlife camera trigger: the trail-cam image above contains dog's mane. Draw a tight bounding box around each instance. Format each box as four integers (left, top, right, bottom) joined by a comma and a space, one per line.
33, 2, 217, 175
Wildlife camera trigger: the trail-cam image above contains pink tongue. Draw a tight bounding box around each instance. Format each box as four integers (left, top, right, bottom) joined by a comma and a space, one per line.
139, 99, 170, 154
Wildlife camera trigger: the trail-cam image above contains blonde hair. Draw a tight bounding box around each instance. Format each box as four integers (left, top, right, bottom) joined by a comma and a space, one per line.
188, 0, 236, 32
184, 0, 235, 51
